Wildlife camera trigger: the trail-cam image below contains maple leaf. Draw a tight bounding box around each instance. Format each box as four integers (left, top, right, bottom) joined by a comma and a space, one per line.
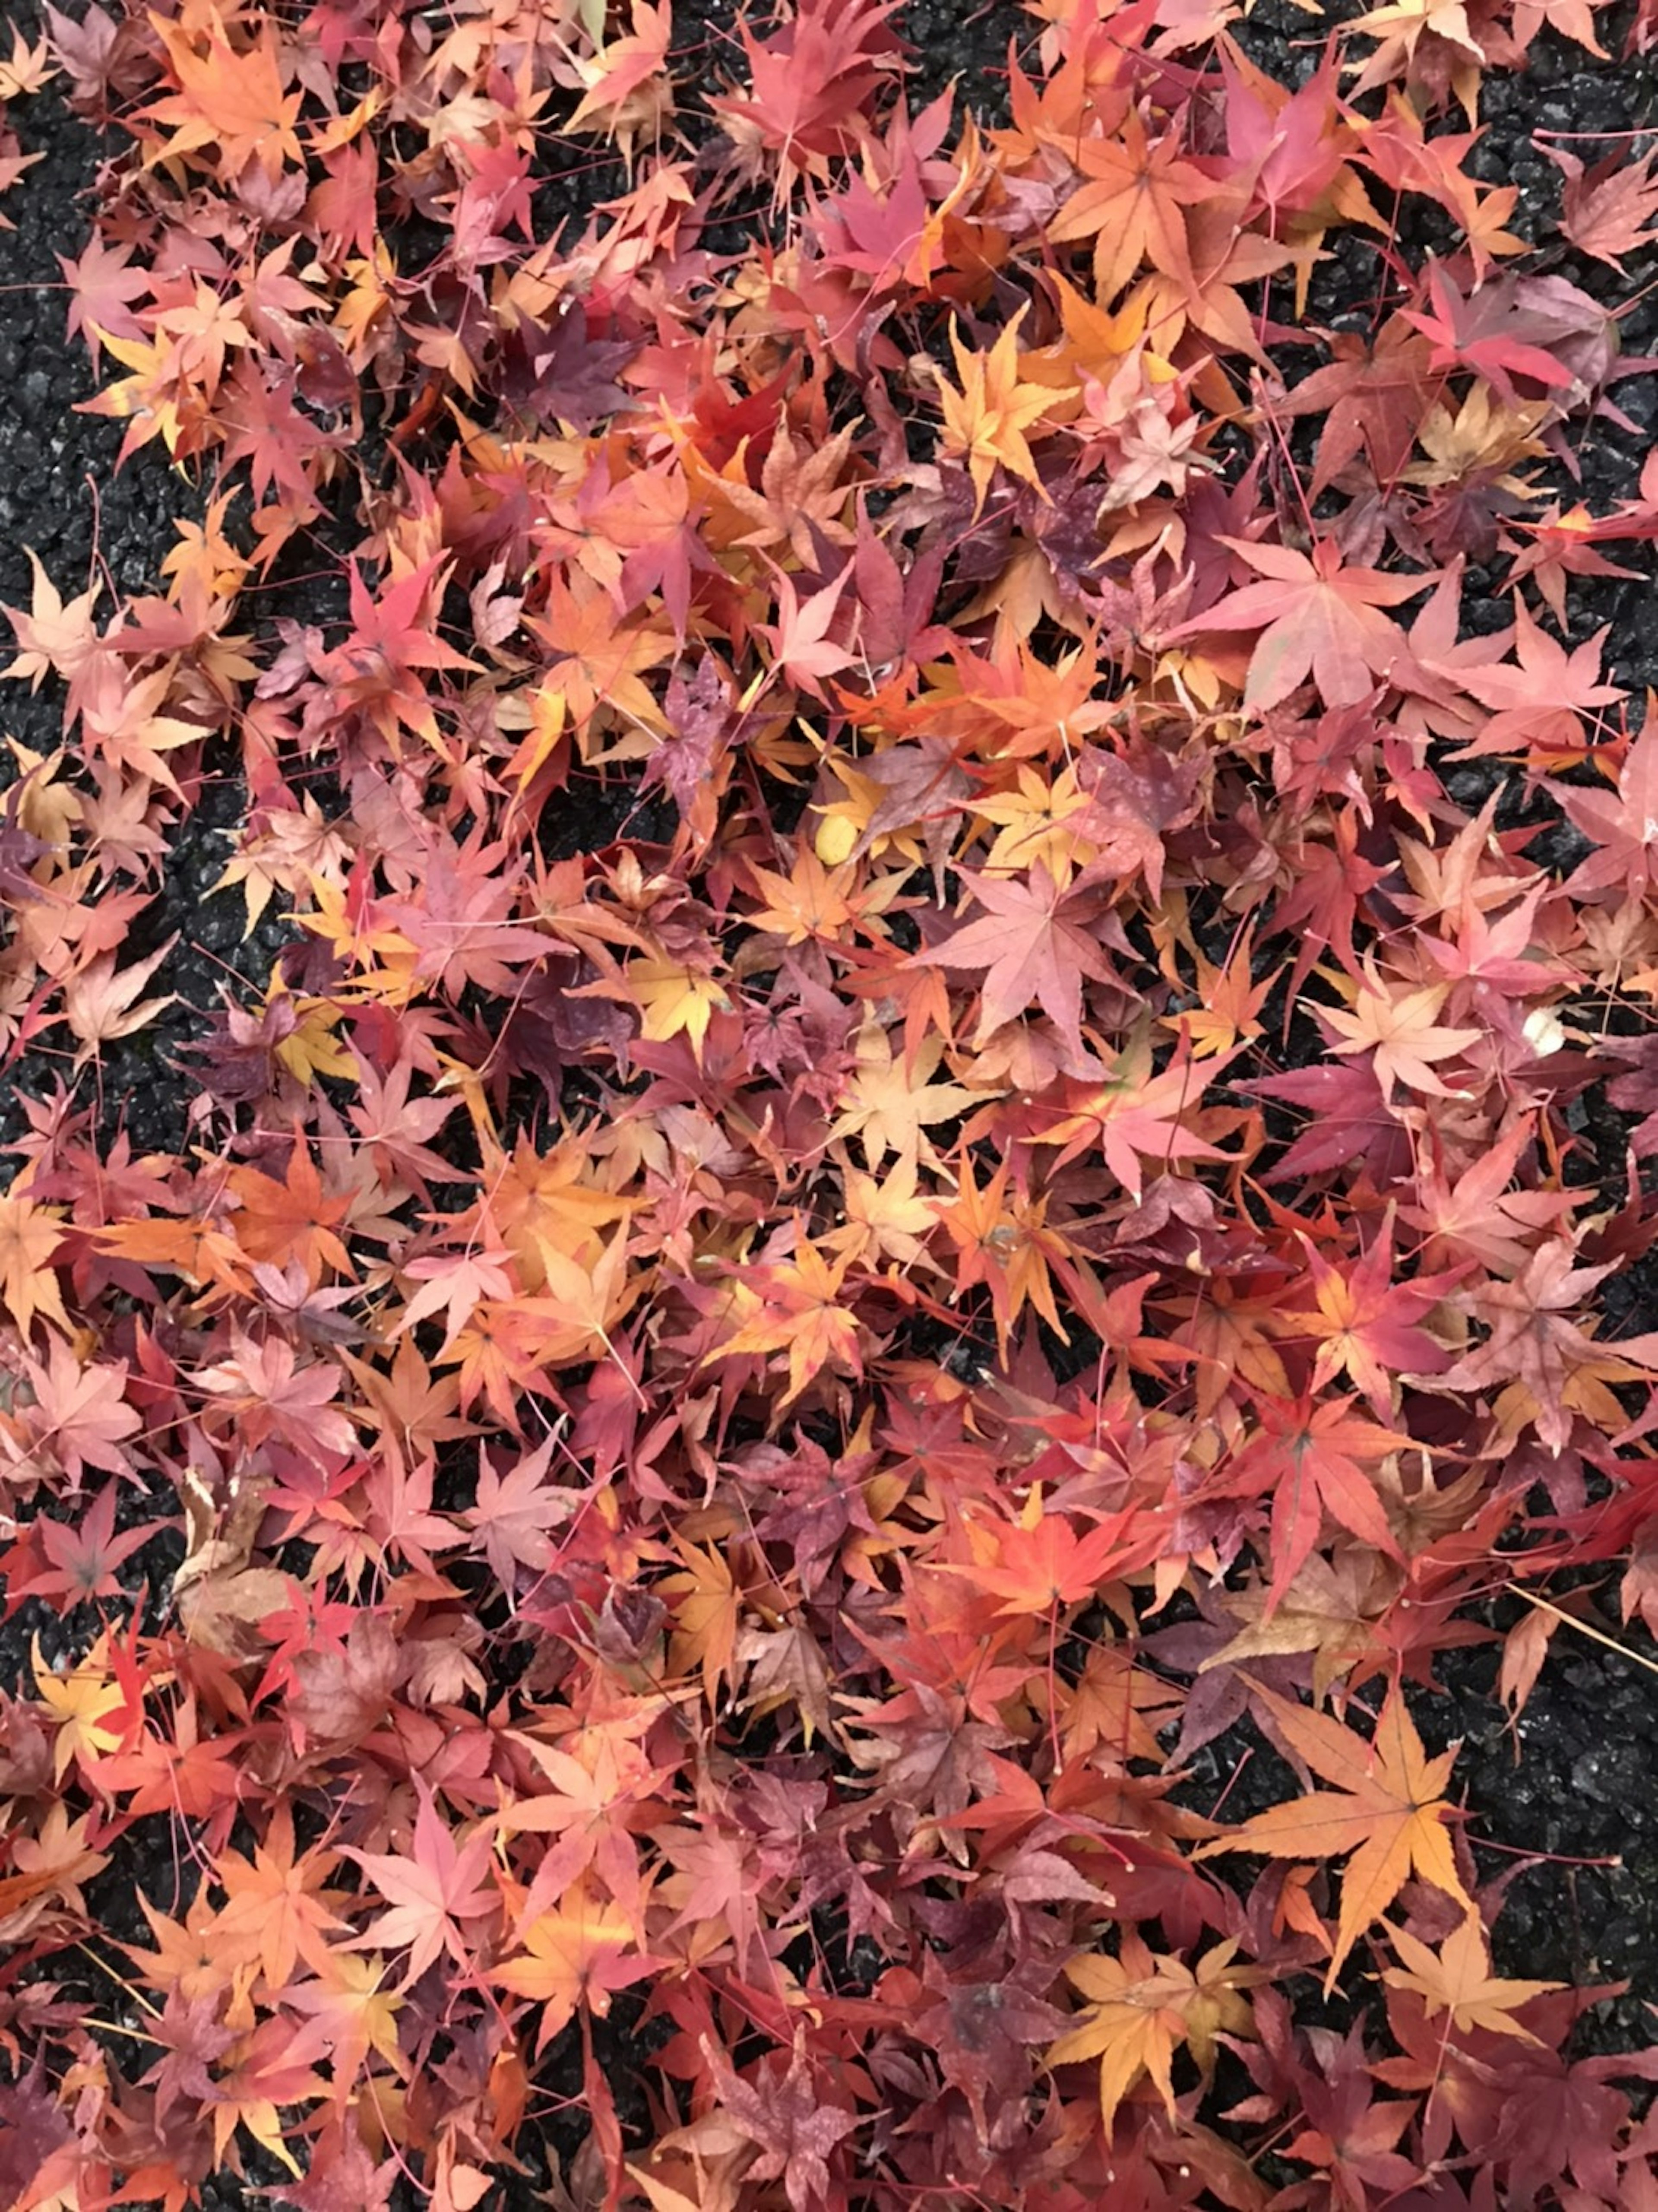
937, 311, 1070, 518
1225, 1393, 1409, 1616
76, 660, 205, 793
61, 938, 179, 1069
463, 1436, 579, 1587
0, 1188, 69, 1337
1343, 0, 1487, 101
213, 1804, 351, 1991
1314, 960, 1482, 1100
1437, 597, 1622, 759
0, 1800, 106, 1942
930, 1150, 1070, 1355
396, 1235, 519, 1353
1032, 1033, 1234, 1196
830, 1022, 976, 1169
912, 863, 1121, 1059
712, 1235, 864, 1406
1512, 0, 1612, 50
1201, 1552, 1379, 1704
944, 1486, 1169, 1619
1199, 1681, 1471, 1987
1423, 1239, 1658, 1455
1549, 724, 1658, 897
2, 547, 101, 690
658, 1538, 742, 1706
32, 1632, 132, 1781
345, 1053, 458, 1198
0, 771, 56, 901
142, 1984, 237, 2121
1503, 501, 1646, 626
493, 1885, 661, 2055
711, 0, 904, 190
341, 1787, 499, 1986
6, 1490, 152, 1609
1047, 112, 1212, 303
1547, 143, 1658, 270
9, 1338, 141, 1486
208, 2015, 327, 2177
745, 846, 867, 949
1281, 1210, 1464, 1413
1166, 538, 1431, 710
386, 834, 550, 1001
1382, 1914, 1562, 2042
564, 1, 674, 152
1072, 739, 1204, 906
1400, 264, 1603, 406
283, 1955, 406, 2111
908, 1958, 1068, 2149
285, 1612, 401, 1753
0, 25, 54, 99
1049, 1932, 1261, 2140
1216, 42, 1358, 239
705, 2040, 861, 2212
1399, 1117, 1575, 1275
519, 566, 676, 774
723, 416, 860, 564
272, 2120, 398, 2212
141, 10, 306, 182
225, 1144, 354, 1284
496, 1719, 664, 1934
327, 556, 479, 753
750, 565, 855, 701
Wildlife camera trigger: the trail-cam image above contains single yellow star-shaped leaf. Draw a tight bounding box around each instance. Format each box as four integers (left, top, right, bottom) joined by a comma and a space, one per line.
1383, 1912, 1562, 2042
32, 1634, 129, 1780
1317, 965, 1481, 1099
938, 311, 1073, 518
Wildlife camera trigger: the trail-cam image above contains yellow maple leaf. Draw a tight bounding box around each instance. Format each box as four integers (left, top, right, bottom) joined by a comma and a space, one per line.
938, 311, 1072, 518
661, 1540, 743, 1705
1382, 1912, 1562, 2043
1050, 1932, 1261, 2140
32, 1634, 130, 1780
826, 1155, 938, 1271
626, 957, 732, 1062
1198, 1681, 1472, 1990
830, 1022, 978, 1170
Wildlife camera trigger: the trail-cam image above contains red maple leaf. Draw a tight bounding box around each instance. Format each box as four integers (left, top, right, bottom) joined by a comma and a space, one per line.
1167, 537, 1432, 709
912, 863, 1125, 1058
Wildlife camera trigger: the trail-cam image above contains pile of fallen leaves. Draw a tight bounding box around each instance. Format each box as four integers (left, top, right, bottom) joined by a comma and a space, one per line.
4, 0, 1658, 2204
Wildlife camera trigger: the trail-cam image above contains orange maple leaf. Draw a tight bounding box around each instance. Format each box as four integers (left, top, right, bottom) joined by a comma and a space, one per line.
142, 11, 306, 183
1198, 1680, 1471, 1988
944, 1485, 1168, 1619
225, 1142, 354, 1284
492, 1883, 661, 2054
712, 1234, 864, 1406
0, 1188, 69, 1336
1047, 114, 1212, 303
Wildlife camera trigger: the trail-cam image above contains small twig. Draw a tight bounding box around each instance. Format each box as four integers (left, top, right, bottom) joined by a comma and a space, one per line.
1508, 1586, 1658, 1680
